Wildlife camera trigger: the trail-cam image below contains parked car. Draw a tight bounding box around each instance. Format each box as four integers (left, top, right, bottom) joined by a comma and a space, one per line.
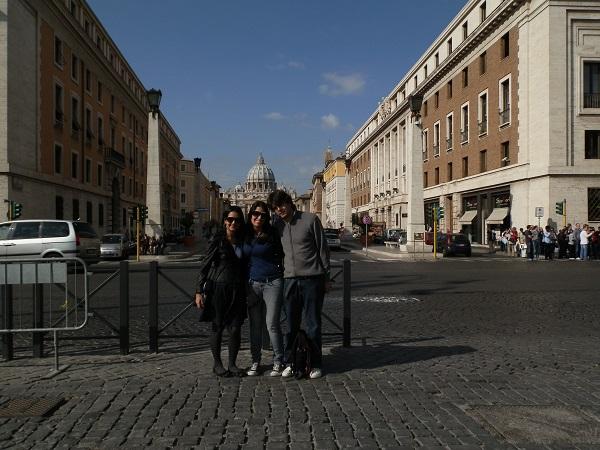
0, 220, 100, 264
436, 233, 472, 257
100, 233, 131, 259
384, 228, 407, 245
324, 229, 341, 250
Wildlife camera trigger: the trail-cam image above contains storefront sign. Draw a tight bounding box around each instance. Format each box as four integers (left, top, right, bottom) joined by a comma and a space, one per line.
464, 196, 478, 211
494, 193, 511, 208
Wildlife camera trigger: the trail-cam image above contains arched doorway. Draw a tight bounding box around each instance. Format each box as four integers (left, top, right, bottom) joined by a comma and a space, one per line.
111, 177, 120, 233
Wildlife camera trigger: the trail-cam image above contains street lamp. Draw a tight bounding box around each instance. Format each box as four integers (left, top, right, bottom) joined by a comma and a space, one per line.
408, 93, 424, 119
147, 88, 162, 117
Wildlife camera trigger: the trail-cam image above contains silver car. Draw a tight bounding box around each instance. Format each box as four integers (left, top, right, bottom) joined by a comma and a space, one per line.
100, 234, 130, 259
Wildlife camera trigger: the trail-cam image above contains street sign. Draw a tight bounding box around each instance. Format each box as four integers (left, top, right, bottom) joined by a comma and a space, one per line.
413, 232, 424, 241
362, 215, 372, 225
196, 208, 209, 212
535, 207, 544, 217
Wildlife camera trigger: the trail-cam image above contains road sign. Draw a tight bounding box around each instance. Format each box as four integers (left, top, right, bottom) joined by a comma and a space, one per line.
535, 207, 544, 217
196, 208, 209, 212
362, 215, 372, 225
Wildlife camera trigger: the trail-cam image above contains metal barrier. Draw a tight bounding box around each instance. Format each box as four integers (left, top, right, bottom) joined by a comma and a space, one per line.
0, 258, 88, 371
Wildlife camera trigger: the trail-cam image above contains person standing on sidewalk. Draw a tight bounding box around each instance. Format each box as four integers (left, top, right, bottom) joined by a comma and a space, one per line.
195, 206, 247, 377
243, 201, 285, 377
268, 190, 330, 379
579, 224, 593, 261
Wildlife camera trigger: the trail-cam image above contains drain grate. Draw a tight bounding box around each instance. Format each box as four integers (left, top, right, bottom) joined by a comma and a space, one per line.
0, 398, 65, 418
466, 405, 600, 445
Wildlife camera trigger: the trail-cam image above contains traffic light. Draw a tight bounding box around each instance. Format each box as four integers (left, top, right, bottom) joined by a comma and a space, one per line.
437, 206, 444, 220
140, 205, 148, 220
555, 201, 564, 215
12, 201, 22, 219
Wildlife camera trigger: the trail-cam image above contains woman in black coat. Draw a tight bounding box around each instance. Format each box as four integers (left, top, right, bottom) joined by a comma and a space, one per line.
195, 206, 247, 377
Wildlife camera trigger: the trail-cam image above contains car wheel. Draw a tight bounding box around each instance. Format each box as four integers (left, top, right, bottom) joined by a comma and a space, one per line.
43, 252, 62, 259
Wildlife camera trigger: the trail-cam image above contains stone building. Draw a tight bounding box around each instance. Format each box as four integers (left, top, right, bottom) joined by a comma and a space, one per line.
310, 172, 324, 221
323, 156, 347, 229
346, 0, 600, 245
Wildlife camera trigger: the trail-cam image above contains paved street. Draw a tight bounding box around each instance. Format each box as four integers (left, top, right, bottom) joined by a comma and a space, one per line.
1, 250, 600, 449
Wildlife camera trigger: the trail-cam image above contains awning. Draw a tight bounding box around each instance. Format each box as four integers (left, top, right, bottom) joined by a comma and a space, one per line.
485, 207, 509, 225
458, 210, 477, 224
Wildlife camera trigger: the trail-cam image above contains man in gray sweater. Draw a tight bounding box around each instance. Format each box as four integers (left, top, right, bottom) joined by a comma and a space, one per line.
268, 190, 330, 379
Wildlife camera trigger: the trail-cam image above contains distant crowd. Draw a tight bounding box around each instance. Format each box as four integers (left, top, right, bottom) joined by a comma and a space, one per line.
488, 223, 599, 260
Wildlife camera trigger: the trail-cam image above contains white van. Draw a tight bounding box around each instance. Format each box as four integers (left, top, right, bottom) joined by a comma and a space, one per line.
0, 220, 100, 264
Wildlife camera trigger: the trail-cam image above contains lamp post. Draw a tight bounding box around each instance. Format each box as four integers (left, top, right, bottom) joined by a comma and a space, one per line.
147, 89, 162, 118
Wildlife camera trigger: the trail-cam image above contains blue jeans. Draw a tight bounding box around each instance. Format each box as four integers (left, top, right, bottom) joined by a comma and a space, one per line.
283, 276, 325, 367
580, 244, 589, 260
248, 278, 284, 365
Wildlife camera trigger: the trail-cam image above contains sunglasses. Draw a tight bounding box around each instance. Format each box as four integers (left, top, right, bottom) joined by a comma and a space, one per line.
225, 217, 243, 224
251, 211, 269, 219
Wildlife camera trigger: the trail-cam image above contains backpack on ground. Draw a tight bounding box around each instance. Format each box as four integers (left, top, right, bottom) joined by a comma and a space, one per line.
291, 330, 316, 379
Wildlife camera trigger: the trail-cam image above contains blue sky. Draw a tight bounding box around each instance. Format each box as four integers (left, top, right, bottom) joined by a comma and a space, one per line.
88, 0, 464, 192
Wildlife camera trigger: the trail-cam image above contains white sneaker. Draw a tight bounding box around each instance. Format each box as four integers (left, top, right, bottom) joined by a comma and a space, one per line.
247, 362, 260, 376
309, 368, 322, 379
281, 365, 294, 378
269, 363, 283, 377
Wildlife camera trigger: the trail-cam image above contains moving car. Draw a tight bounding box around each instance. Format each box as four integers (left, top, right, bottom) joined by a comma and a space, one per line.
324, 229, 341, 250
100, 233, 131, 259
436, 233, 472, 257
0, 220, 100, 264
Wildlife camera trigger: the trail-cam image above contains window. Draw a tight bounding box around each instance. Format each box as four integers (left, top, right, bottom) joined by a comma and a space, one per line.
589, 188, 600, 221
181, 193, 186, 204
424, 64, 428, 78
72, 199, 80, 220
423, 100, 428, 117
71, 96, 80, 131
97, 164, 103, 186
86, 201, 93, 224
97, 116, 104, 146
12, 222, 41, 240
435, 52, 439, 67
501, 32, 510, 58
71, 152, 78, 179
43, 221, 68, 239
69, 0, 78, 16
122, 208, 127, 228
462, 157, 469, 177
480, 1, 487, 22
71, 54, 79, 81
414, 75, 418, 89
181, 180, 186, 187
585, 131, 600, 159
55, 196, 64, 220
97, 81, 103, 103
462, 67, 469, 87
499, 76, 511, 126
478, 91, 488, 135
447, 38, 453, 54
422, 129, 429, 161
461, 103, 469, 143
54, 36, 63, 66
447, 162, 453, 181
480, 150, 487, 172
446, 113, 453, 150
479, 52, 487, 75
129, 178, 132, 195
110, 126, 115, 149
462, 22, 468, 40
434, 91, 439, 108
98, 203, 104, 226
433, 122, 440, 157
54, 84, 64, 124
434, 167, 440, 185
54, 144, 62, 174
447, 80, 453, 98
111, 95, 115, 114
121, 176, 125, 194
501, 141, 510, 166
180, 164, 186, 171
423, 172, 428, 188
583, 62, 600, 108
85, 158, 91, 182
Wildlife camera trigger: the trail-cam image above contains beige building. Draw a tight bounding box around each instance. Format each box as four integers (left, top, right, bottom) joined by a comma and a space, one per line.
346, 0, 600, 244
310, 172, 324, 220
1, 0, 182, 238
323, 156, 347, 229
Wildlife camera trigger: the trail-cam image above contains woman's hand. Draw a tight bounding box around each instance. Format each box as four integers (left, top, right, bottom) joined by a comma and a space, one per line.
195, 292, 205, 309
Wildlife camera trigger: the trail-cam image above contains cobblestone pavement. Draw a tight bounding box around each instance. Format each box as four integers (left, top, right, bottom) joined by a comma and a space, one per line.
1, 259, 600, 449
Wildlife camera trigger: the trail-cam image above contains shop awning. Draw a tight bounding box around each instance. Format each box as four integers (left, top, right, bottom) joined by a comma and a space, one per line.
486, 207, 509, 225
458, 210, 477, 224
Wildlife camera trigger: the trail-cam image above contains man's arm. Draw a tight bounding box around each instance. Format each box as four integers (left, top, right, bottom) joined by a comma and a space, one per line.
312, 215, 330, 279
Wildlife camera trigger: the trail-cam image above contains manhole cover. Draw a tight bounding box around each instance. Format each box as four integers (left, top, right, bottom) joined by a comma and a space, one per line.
466, 405, 600, 445
0, 398, 65, 418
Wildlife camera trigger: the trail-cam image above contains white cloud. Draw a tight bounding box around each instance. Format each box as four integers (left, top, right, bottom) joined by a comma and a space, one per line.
287, 61, 305, 69
264, 112, 285, 121
321, 113, 340, 129
319, 72, 365, 96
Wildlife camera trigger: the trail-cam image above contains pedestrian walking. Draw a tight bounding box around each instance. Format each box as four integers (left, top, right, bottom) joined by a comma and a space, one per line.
195, 206, 247, 377
243, 201, 285, 377
268, 190, 330, 379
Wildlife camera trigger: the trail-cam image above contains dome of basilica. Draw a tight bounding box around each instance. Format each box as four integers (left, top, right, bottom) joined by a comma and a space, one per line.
245, 153, 276, 192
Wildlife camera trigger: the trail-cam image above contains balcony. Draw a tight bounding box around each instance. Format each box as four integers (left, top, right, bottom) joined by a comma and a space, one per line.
446, 135, 453, 151
461, 126, 469, 144
499, 106, 510, 126
478, 119, 488, 135
104, 147, 125, 168
584, 93, 600, 108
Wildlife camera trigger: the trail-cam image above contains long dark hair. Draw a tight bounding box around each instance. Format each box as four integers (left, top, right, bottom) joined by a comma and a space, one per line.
246, 201, 275, 243
221, 205, 245, 242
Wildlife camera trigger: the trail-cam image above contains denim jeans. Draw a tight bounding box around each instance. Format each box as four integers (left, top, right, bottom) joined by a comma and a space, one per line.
533, 240, 541, 259
283, 276, 325, 368
580, 244, 589, 260
248, 278, 284, 365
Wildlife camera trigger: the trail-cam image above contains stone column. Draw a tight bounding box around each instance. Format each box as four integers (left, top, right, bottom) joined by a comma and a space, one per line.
405, 115, 425, 249
145, 112, 163, 237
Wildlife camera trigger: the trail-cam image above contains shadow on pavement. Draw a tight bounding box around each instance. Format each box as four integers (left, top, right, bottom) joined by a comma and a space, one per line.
325, 342, 476, 373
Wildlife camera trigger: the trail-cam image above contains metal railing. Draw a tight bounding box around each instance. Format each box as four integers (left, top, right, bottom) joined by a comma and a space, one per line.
499, 107, 510, 126
584, 93, 600, 108
461, 127, 469, 143
446, 135, 453, 151
478, 119, 488, 135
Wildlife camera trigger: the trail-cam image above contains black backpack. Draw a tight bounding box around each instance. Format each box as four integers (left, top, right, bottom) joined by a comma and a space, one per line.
291, 330, 316, 379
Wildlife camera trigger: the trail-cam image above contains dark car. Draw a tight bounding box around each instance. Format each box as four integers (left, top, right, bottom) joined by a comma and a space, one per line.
437, 233, 472, 257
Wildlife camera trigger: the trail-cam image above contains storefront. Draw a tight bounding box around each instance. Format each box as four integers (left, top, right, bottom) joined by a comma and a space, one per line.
457, 188, 511, 244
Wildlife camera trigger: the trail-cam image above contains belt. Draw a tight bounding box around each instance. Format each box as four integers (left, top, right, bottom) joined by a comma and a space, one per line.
249, 275, 282, 283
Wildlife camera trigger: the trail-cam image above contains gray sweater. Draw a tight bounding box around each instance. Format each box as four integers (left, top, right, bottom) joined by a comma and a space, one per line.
273, 211, 330, 279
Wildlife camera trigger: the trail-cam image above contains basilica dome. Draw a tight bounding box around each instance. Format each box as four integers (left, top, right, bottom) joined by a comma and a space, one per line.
245, 153, 276, 192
